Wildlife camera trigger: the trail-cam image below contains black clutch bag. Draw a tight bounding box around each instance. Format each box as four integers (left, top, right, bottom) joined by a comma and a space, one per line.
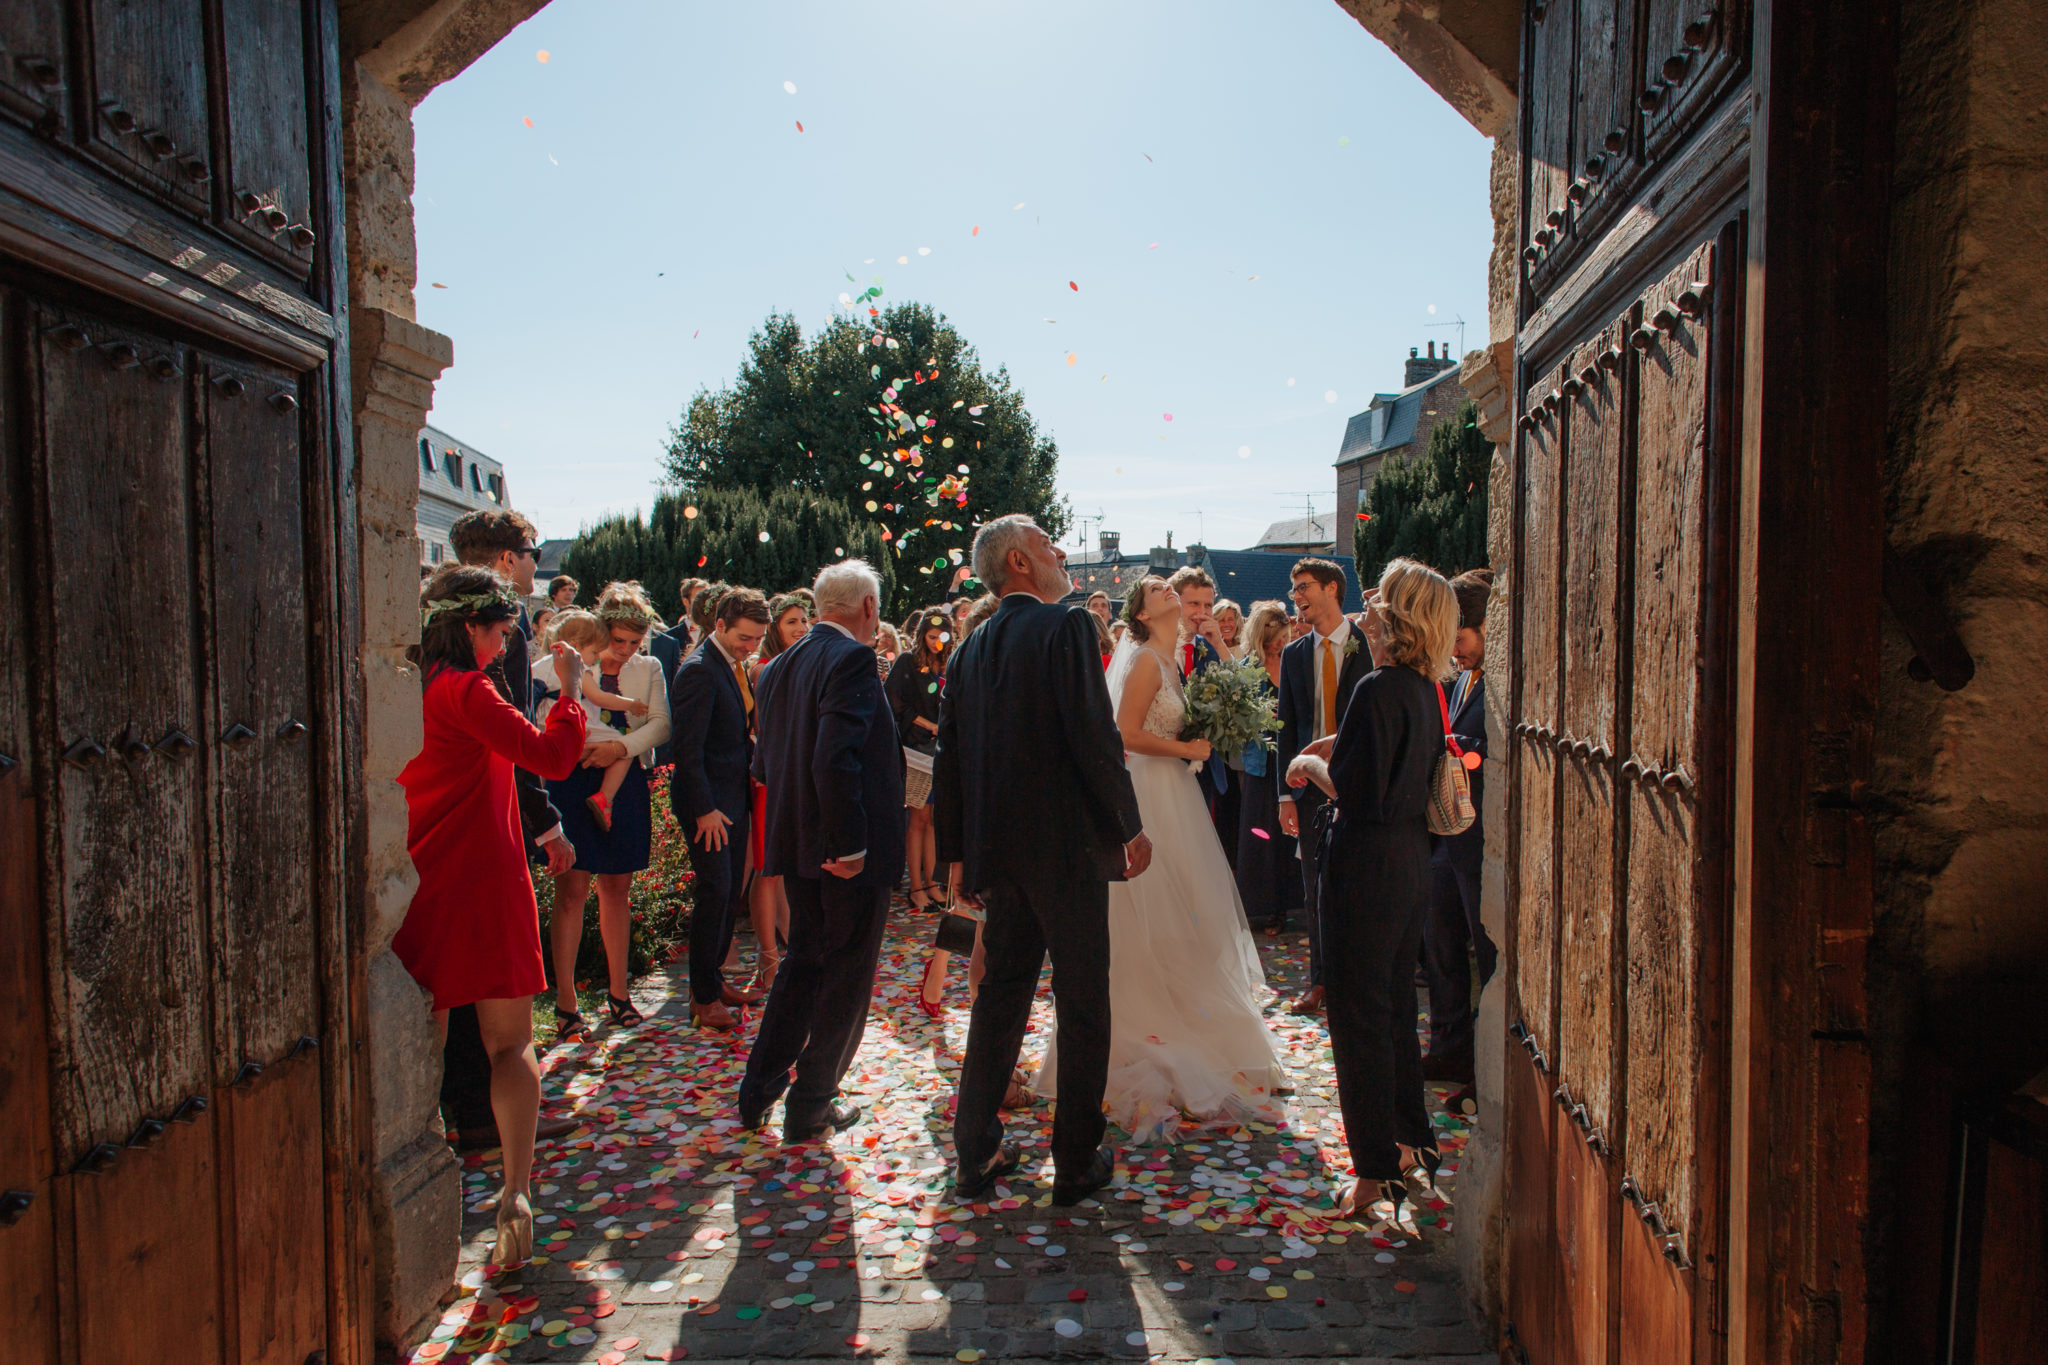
933, 906, 983, 955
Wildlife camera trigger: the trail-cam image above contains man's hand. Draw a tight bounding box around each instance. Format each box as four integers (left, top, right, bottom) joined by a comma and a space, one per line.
822, 853, 865, 880
539, 831, 575, 876
581, 740, 628, 768
949, 863, 984, 910
1195, 612, 1228, 658
1124, 831, 1154, 879
694, 810, 733, 851
1278, 801, 1300, 837
1302, 735, 1336, 760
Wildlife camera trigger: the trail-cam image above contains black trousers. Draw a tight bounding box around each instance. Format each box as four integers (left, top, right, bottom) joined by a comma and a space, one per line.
1293, 787, 1332, 986
687, 806, 750, 1005
1324, 848, 1434, 1180
1211, 768, 1241, 873
440, 1004, 492, 1131
955, 875, 1109, 1183
736, 876, 890, 1130
1422, 854, 1495, 1066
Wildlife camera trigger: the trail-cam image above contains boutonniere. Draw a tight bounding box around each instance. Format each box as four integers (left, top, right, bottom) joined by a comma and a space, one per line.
1342, 636, 1363, 660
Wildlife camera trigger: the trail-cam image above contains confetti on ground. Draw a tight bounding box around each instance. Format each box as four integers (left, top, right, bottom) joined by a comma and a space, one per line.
424, 891, 1480, 1362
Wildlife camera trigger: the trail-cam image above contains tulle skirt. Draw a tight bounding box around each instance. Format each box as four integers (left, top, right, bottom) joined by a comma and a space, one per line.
1037, 752, 1287, 1141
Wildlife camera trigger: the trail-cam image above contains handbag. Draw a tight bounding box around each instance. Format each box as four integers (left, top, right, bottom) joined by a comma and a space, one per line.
933, 900, 984, 955
1426, 679, 1477, 836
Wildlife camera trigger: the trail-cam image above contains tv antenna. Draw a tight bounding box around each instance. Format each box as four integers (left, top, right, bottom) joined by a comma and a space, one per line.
1277, 492, 1333, 547
1073, 507, 1107, 557
1425, 313, 1468, 359
1183, 509, 1206, 544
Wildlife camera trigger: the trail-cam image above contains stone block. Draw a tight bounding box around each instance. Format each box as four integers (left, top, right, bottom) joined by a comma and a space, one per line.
367, 949, 440, 1158
370, 1124, 459, 1350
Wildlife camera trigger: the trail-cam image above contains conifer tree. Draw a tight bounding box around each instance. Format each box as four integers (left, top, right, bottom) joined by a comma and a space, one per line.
1353, 400, 1492, 584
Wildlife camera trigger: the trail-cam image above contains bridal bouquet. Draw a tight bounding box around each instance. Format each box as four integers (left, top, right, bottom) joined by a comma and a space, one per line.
1180, 654, 1280, 772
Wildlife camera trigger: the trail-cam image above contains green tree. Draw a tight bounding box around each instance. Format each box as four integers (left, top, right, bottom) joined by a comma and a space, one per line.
668, 302, 1068, 613
562, 485, 895, 626
1353, 400, 1492, 585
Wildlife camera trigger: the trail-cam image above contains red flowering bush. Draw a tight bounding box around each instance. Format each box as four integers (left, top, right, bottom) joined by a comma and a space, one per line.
535, 766, 696, 986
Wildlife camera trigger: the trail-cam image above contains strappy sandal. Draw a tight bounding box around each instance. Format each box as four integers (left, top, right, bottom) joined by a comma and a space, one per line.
908, 883, 933, 911
554, 1008, 589, 1044
1402, 1145, 1449, 1206
606, 992, 644, 1028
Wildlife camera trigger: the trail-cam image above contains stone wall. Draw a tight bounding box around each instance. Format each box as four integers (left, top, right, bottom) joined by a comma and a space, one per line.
1873, 0, 2048, 1352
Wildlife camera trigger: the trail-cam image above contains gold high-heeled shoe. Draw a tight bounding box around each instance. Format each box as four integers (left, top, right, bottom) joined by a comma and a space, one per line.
491, 1189, 533, 1266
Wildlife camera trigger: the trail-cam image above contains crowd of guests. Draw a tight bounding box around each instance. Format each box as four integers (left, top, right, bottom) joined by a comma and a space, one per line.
390, 505, 1499, 1259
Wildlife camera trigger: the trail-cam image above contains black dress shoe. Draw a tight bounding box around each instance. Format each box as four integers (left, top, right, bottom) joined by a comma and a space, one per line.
1051, 1145, 1118, 1206
785, 1103, 862, 1142
954, 1141, 1025, 1200
1421, 1048, 1476, 1084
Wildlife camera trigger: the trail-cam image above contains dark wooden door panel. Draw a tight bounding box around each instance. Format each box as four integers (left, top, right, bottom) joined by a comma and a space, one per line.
0, 1, 68, 131
1553, 1122, 1613, 1365
36, 307, 210, 1161
1523, 0, 1576, 297
1505, 1052, 1560, 1362
1572, 0, 1638, 230
1618, 1208, 1694, 1364
218, 0, 316, 275
1641, 0, 1752, 162
67, 1114, 225, 1365
220, 1057, 327, 1365
0, 289, 60, 1365
204, 356, 316, 1074
85, 0, 213, 209
1623, 787, 1700, 1251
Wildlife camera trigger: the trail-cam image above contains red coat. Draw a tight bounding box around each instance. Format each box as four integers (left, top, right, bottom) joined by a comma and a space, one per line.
394, 666, 587, 1010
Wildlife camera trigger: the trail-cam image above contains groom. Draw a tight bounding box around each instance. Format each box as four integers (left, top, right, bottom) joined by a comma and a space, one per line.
935, 514, 1152, 1204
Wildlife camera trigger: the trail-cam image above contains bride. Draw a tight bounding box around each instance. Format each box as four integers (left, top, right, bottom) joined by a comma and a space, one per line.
1036, 575, 1286, 1140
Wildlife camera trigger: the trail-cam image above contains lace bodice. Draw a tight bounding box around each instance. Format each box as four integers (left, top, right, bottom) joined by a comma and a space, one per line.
1139, 648, 1186, 741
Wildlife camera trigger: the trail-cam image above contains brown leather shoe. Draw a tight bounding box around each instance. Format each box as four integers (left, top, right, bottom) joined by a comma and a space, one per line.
720, 981, 764, 1007
1289, 985, 1326, 1016
691, 1000, 738, 1031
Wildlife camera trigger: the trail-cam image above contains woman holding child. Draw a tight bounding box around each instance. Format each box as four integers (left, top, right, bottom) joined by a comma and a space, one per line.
536, 581, 672, 1037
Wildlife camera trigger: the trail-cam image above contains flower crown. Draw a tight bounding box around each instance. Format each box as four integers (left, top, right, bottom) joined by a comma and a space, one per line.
421, 583, 519, 626
596, 601, 659, 630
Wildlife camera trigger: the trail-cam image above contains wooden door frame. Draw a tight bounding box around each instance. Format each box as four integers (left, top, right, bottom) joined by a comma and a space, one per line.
1728, 0, 1892, 1361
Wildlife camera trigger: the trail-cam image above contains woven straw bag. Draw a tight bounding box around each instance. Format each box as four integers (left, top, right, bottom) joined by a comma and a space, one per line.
1427, 679, 1477, 836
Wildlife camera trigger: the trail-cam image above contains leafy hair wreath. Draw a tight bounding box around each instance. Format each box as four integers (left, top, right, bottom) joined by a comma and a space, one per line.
421, 583, 519, 627
596, 601, 659, 631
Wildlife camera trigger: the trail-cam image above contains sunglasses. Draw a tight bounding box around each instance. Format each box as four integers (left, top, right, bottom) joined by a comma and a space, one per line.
514, 545, 538, 559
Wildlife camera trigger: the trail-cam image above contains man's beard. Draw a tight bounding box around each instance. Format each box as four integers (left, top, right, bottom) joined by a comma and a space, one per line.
1031, 557, 1071, 601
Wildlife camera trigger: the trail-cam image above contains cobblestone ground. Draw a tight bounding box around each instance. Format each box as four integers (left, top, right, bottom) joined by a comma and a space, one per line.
415, 899, 1494, 1365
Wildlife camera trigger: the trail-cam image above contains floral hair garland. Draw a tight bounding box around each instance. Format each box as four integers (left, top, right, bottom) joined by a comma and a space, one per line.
596, 601, 659, 631
421, 583, 519, 627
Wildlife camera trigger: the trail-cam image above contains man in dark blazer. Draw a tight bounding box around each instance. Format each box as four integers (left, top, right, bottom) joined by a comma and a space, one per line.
668, 587, 770, 1030
1423, 570, 1496, 1099
1276, 557, 1372, 1016
735, 561, 905, 1140
935, 515, 1151, 1206
444, 511, 579, 1148
1167, 564, 1231, 803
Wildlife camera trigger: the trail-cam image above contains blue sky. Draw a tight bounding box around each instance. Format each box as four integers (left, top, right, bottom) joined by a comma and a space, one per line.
412, 0, 1492, 556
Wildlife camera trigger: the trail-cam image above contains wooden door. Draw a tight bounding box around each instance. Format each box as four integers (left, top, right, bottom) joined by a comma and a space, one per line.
1503, 2, 1752, 1360
0, 1, 361, 1360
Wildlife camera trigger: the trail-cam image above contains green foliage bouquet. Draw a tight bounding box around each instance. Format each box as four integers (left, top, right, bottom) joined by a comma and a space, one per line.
1179, 654, 1281, 772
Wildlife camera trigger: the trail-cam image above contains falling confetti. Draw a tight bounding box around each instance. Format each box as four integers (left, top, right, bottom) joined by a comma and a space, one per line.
1069, 281, 1079, 291
1287, 377, 1297, 387
918, 247, 931, 256
1162, 413, 1174, 422
430, 282, 448, 289
536, 49, 550, 63
521, 116, 534, 128
1013, 202, 1025, 210
971, 225, 980, 236
1149, 242, 1159, 250
758, 530, 771, 542
1427, 303, 1439, 314
683, 506, 699, 519
1339, 135, 1351, 147
783, 80, 797, 94
795, 121, 804, 132
1325, 390, 1339, 403
1065, 353, 1077, 366
1238, 445, 1251, 458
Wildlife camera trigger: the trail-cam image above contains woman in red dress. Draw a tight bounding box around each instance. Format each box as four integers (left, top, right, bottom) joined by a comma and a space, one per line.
394, 564, 588, 1266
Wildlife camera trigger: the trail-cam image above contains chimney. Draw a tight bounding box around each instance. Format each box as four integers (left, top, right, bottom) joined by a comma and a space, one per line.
1405, 342, 1456, 388
1098, 530, 1121, 560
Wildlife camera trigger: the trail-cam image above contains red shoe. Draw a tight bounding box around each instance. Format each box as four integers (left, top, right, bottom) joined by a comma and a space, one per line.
917, 956, 945, 1019
585, 792, 613, 832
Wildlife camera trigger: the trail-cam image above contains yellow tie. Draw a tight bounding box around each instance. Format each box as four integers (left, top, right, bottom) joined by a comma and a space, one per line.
1320, 638, 1339, 739
734, 660, 754, 717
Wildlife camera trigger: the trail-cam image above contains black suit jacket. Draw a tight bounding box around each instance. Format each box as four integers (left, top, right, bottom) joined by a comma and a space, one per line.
503, 606, 563, 845
934, 595, 1143, 890
751, 624, 905, 887
1275, 623, 1372, 800
648, 623, 690, 767
667, 636, 753, 827
1175, 633, 1230, 799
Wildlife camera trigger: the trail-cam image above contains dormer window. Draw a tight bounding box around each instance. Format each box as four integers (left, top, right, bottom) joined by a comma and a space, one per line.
470, 465, 483, 493
443, 450, 460, 485
419, 437, 434, 473
488, 473, 504, 504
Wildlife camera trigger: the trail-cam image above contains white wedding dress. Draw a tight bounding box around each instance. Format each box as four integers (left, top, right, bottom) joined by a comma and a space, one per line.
1036, 641, 1287, 1141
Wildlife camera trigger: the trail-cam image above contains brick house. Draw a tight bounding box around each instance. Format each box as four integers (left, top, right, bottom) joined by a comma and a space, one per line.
1333, 342, 1470, 518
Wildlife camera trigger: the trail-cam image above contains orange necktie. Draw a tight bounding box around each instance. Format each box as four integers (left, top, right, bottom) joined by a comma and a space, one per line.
734, 660, 754, 717
1320, 637, 1339, 739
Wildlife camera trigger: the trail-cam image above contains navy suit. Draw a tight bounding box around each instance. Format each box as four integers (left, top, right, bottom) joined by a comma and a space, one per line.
669, 635, 755, 1004
1175, 634, 1230, 800
1423, 669, 1495, 1073
647, 623, 690, 768
1275, 623, 1371, 987
737, 624, 905, 1131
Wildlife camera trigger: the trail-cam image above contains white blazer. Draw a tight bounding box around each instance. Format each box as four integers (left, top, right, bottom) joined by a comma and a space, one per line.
537, 651, 673, 770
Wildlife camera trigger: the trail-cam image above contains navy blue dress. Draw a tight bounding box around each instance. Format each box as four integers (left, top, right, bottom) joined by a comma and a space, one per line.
547, 669, 652, 874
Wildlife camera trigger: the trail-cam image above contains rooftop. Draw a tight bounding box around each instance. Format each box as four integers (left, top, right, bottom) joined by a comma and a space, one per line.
1334, 364, 1464, 469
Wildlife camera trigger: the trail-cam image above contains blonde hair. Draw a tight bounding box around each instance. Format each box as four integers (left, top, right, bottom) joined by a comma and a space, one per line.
1373, 558, 1457, 678
593, 580, 662, 633
547, 608, 606, 651
1241, 599, 1291, 660
875, 622, 902, 655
